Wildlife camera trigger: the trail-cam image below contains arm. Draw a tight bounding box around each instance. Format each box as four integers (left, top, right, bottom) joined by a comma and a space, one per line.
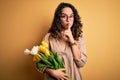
45, 68, 68, 80
36, 33, 68, 79
70, 41, 81, 60
72, 33, 87, 68
63, 29, 87, 68
35, 33, 50, 73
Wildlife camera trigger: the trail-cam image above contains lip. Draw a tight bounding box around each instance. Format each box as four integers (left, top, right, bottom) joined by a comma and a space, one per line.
66, 23, 70, 26
66, 24, 69, 26
64, 23, 70, 29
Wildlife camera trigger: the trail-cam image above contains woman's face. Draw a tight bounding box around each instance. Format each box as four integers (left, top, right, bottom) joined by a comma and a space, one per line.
60, 7, 74, 30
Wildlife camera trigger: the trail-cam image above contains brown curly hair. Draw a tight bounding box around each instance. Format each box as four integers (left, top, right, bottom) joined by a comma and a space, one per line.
49, 2, 83, 41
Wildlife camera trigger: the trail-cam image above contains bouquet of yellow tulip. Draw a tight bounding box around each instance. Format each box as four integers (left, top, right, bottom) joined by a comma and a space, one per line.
24, 41, 64, 71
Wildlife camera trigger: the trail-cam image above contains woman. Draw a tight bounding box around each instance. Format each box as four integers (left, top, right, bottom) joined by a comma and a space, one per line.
36, 2, 87, 80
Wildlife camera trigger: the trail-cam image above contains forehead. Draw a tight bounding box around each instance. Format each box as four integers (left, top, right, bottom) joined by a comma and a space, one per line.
61, 7, 73, 14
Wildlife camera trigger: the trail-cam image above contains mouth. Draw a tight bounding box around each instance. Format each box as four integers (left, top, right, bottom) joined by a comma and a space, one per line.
62, 23, 71, 30
66, 23, 69, 26
65, 23, 71, 28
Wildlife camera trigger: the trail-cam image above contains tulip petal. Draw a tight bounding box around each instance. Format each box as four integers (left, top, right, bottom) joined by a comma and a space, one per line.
24, 49, 31, 55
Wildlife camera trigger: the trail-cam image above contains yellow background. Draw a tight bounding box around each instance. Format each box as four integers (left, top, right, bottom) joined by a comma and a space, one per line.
0, 0, 120, 80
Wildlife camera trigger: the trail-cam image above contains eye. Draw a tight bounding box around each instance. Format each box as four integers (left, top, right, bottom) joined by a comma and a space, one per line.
61, 15, 66, 18
70, 15, 74, 18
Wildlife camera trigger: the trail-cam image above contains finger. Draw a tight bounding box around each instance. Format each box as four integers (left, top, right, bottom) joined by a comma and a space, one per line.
64, 31, 68, 34
61, 31, 64, 34
60, 78, 64, 80
64, 74, 68, 77
63, 76, 68, 80
59, 68, 65, 70
62, 33, 66, 38
59, 68, 66, 71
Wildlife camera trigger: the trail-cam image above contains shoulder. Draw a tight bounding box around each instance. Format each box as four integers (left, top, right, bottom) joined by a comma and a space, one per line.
43, 33, 51, 41
44, 33, 51, 38
43, 33, 54, 42
78, 33, 86, 42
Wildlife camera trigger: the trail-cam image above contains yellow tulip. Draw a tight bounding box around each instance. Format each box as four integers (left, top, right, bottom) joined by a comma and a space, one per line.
33, 54, 41, 62
41, 41, 48, 49
39, 45, 50, 57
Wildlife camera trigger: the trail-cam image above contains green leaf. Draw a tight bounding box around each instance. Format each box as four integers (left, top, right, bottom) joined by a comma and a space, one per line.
37, 62, 46, 68
40, 53, 52, 66
54, 52, 64, 68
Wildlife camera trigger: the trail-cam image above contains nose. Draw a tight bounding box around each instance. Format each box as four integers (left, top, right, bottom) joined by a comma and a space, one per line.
66, 17, 70, 22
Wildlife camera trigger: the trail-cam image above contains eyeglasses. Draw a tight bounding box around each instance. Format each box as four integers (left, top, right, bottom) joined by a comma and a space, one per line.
60, 14, 74, 20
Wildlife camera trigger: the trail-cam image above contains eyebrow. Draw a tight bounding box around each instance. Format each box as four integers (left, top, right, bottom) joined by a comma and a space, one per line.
61, 13, 74, 15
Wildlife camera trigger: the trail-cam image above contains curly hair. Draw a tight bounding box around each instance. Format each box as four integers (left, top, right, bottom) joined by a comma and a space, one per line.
49, 2, 83, 41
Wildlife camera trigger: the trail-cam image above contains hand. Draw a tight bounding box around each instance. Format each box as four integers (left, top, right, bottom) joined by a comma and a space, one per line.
50, 68, 68, 80
62, 29, 75, 44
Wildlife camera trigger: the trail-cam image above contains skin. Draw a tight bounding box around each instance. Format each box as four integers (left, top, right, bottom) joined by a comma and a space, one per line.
45, 7, 81, 80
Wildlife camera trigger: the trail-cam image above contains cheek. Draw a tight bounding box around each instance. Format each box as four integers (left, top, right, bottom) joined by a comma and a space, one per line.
61, 20, 66, 25
72, 18, 74, 22
71, 19, 74, 25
